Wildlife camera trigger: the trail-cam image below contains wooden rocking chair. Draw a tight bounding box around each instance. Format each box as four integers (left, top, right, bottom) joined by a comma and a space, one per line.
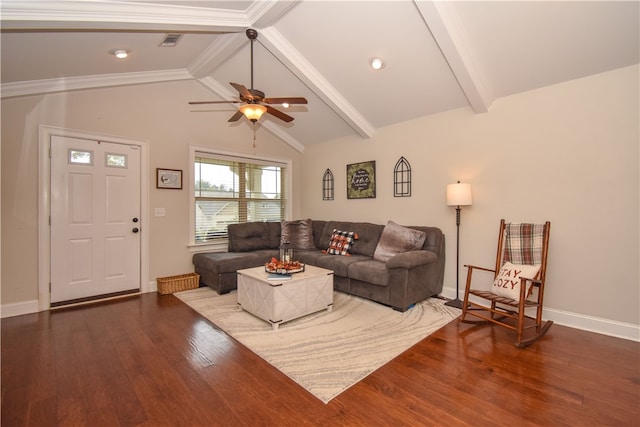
460, 219, 552, 347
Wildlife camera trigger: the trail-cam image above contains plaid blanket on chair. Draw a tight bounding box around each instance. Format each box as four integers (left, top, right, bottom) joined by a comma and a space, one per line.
504, 223, 545, 266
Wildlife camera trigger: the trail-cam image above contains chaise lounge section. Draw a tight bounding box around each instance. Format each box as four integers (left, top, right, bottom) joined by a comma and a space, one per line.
192, 219, 445, 312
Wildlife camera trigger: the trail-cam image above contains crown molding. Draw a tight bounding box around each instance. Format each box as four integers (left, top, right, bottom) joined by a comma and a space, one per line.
0, 0, 296, 31
1, 69, 192, 99
249, 1, 300, 28
0, 0, 249, 31
188, 33, 245, 79
197, 76, 237, 101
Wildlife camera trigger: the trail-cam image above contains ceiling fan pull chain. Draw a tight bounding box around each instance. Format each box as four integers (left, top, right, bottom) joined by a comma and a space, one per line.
252, 122, 257, 149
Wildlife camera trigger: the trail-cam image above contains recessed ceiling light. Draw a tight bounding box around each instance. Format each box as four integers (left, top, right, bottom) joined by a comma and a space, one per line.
110, 49, 129, 59
370, 57, 384, 70
282, 102, 290, 108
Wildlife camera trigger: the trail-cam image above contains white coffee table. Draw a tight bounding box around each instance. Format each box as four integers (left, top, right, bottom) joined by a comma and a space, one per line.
237, 265, 334, 330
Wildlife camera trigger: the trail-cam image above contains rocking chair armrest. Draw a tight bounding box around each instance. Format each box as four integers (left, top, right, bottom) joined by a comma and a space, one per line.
464, 264, 495, 274
521, 277, 543, 287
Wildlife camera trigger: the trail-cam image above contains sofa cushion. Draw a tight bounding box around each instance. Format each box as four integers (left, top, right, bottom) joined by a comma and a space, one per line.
373, 221, 427, 262
314, 253, 370, 277
325, 229, 359, 255
320, 221, 384, 257
266, 221, 282, 249
348, 259, 389, 286
311, 220, 328, 249
227, 222, 271, 252
295, 249, 326, 266
193, 250, 277, 274
281, 218, 316, 250
385, 250, 437, 269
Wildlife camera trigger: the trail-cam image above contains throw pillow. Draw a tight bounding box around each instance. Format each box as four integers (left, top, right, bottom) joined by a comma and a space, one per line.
280, 218, 316, 250
325, 229, 359, 256
373, 220, 427, 262
492, 262, 541, 300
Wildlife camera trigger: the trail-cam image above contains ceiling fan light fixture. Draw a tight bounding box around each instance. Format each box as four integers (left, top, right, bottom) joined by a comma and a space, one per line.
239, 103, 267, 122
370, 57, 384, 70
111, 49, 129, 59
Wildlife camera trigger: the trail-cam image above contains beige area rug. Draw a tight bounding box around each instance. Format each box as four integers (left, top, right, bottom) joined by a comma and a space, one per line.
175, 287, 460, 403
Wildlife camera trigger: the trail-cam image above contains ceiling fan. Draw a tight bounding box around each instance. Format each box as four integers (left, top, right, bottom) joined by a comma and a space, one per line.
189, 28, 307, 123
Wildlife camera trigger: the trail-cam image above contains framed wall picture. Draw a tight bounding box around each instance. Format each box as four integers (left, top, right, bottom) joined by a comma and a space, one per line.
156, 168, 182, 189
347, 160, 376, 199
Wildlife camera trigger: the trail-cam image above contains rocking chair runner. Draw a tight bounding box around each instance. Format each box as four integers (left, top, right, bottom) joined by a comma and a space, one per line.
460, 219, 552, 347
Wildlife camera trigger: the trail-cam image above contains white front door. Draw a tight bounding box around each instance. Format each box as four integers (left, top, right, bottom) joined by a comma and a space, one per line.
50, 135, 141, 304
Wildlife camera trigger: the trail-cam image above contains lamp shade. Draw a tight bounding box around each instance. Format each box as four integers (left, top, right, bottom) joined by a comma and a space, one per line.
447, 182, 472, 206
239, 103, 267, 122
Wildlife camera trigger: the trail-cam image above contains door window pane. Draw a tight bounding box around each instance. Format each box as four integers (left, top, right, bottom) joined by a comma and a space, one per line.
106, 153, 127, 168
68, 149, 93, 165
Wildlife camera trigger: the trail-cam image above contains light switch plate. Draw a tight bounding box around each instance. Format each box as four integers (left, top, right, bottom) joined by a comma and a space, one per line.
154, 207, 165, 217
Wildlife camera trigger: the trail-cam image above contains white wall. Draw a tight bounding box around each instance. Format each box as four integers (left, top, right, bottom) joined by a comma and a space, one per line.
300, 65, 639, 332
1, 80, 303, 307
2, 66, 638, 339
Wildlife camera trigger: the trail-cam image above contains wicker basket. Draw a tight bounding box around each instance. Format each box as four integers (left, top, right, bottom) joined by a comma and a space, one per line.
157, 273, 200, 295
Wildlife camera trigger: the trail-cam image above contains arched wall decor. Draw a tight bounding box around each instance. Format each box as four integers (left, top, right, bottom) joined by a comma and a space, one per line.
394, 156, 411, 197
322, 168, 334, 200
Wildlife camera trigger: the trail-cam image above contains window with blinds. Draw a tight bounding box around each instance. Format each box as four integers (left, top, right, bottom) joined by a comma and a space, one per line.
194, 152, 287, 243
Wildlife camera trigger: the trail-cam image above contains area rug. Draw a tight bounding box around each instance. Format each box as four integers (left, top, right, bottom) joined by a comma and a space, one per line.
175, 287, 460, 403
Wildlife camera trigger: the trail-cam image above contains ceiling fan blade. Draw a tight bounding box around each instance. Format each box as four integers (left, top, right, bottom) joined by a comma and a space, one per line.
189, 100, 238, 105
263, 97, 308, 105
230, 82, 255, 100
228, 110, 244, 122
265, 105, 294, 122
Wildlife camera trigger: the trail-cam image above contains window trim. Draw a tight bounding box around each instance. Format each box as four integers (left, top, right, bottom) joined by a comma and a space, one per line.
188, 145, 293, 251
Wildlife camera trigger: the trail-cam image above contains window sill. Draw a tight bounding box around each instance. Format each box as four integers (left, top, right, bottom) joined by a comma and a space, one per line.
188, 240, 227, 253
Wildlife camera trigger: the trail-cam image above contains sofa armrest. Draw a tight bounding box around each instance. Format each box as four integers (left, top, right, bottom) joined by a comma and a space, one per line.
386, 250, 437, 269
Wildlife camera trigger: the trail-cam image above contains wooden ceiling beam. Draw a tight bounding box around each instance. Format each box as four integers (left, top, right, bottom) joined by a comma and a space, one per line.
415, 1, 494, 114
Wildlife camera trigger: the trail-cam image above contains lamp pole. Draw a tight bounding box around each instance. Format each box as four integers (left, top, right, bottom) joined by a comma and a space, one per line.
445, 181, 472, 309
445, 205, 464, 308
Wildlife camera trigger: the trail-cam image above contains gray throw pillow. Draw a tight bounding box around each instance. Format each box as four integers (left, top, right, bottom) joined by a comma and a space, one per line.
373, 220, 427, 262
281, 218, 316, 250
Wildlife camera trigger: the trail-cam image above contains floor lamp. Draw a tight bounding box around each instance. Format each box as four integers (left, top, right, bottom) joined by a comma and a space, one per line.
445, 181, 473, 309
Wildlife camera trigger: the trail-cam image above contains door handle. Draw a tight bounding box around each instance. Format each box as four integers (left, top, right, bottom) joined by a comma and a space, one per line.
132, 217, 139, 223
132, 227, 139, 233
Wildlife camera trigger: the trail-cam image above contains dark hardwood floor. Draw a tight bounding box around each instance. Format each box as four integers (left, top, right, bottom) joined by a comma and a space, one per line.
2, 292, 639, 426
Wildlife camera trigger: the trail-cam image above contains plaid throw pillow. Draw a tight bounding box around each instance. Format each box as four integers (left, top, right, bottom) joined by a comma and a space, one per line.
325, 229, 358, 256
504, 223, 544, 265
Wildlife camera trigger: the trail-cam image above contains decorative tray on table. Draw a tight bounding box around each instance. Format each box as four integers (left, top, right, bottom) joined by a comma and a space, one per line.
265, 258, 305, 275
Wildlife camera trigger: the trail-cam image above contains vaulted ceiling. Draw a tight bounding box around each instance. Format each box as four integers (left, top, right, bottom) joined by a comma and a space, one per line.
2, 1, 638, 152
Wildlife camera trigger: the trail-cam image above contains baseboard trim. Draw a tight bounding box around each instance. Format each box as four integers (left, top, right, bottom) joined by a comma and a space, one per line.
1, 299, 39, 319
440, 286, 640, 342
2, 283, 159, 319
4, 287, 638, 342
543, 307, 640, 342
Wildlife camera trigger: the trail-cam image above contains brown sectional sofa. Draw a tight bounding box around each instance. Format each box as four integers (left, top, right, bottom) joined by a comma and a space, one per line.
192, 219, 445, 312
